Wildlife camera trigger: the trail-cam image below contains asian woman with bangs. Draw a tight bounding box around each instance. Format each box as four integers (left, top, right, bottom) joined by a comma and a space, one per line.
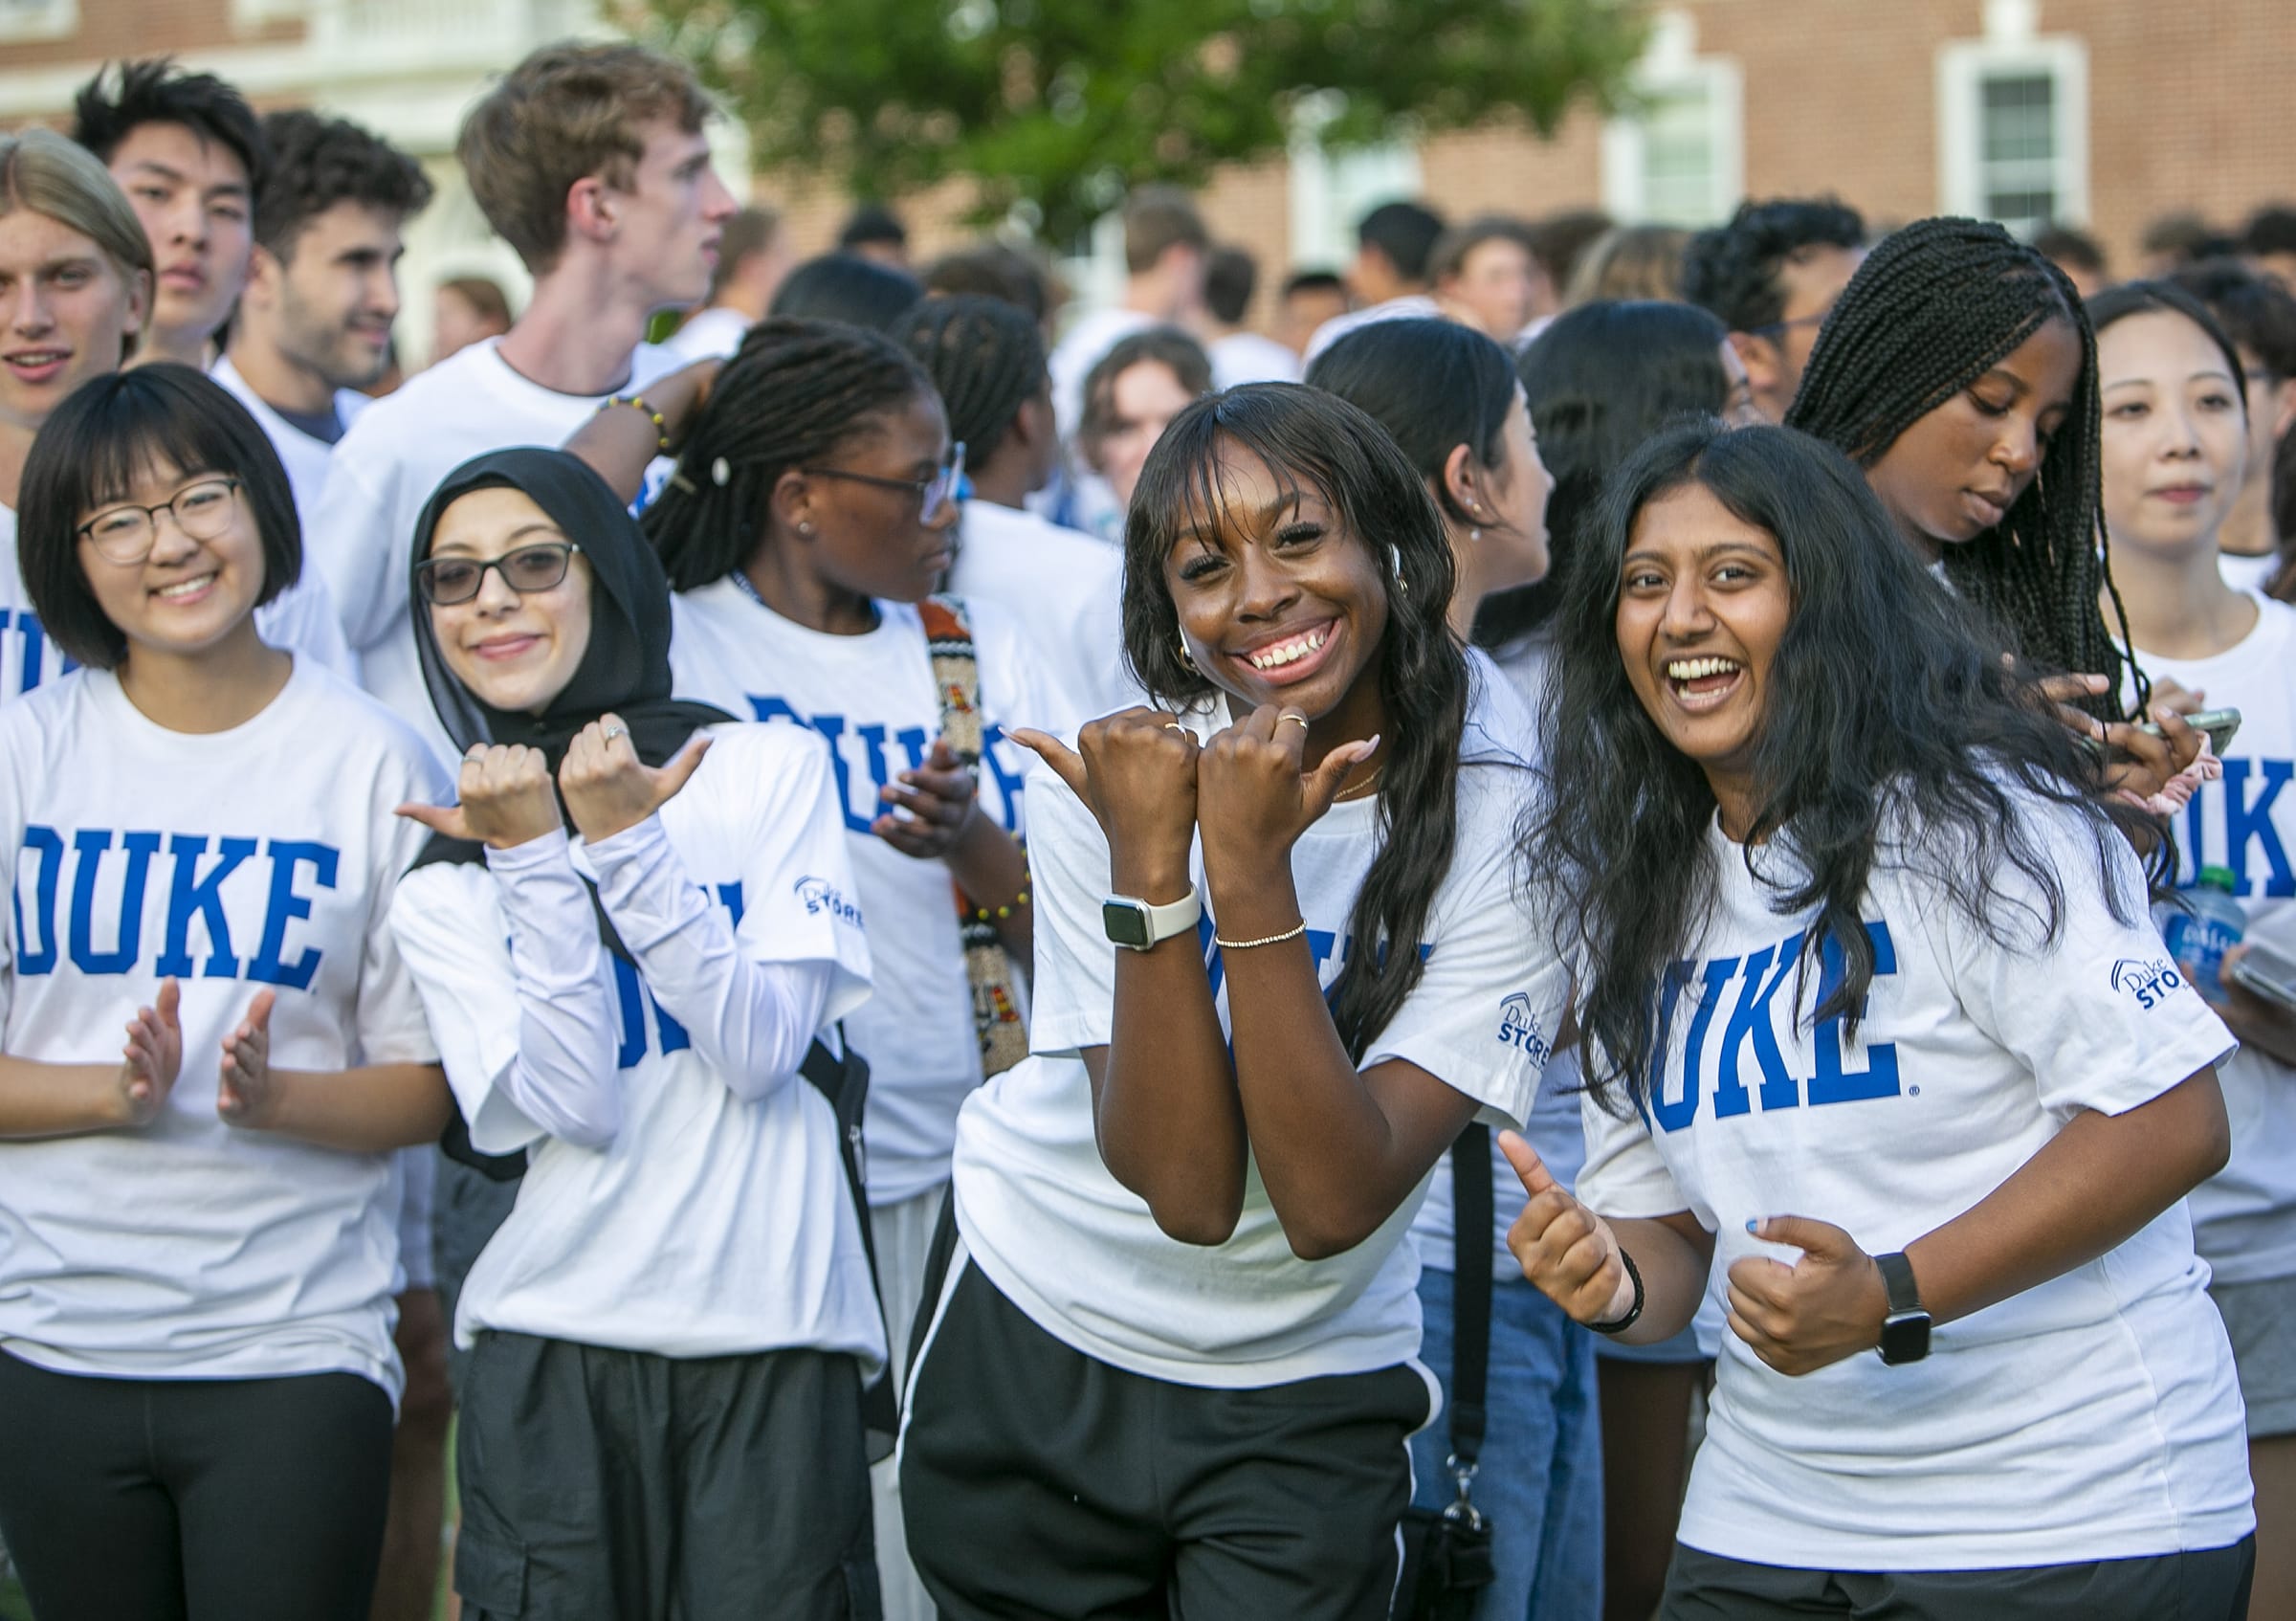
899, 383, 1570, 1618
0, 364, 451, 1620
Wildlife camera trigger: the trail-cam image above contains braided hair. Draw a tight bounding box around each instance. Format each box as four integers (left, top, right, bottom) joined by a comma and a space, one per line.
893, 295, 1047, 467
644, 317, 937, 591
1785, 217, 2146, 720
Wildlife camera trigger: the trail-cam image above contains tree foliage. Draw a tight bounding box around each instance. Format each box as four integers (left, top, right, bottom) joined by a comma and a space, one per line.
615, 0, 1648, 244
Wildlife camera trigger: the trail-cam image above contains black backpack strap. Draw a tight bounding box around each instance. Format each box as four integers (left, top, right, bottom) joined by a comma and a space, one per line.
799, 1027, 900, 1460
1448, 1122, 1493, 1471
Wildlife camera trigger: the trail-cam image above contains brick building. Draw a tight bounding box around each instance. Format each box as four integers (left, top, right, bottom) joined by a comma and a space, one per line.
1, 0, 2288, 337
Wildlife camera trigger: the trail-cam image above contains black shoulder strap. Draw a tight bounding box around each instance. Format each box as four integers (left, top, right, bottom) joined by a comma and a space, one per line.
799, 1029, 900, 1462
1448, 1122, 1493, 1468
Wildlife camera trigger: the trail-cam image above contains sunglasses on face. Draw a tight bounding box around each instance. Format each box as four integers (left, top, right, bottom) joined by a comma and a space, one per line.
415, 541, 581, 605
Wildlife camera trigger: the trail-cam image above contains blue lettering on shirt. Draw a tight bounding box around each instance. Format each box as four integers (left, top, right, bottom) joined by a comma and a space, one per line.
0, 608, 75, 700
743, 695, 1024, 836
13, 827, 341, 986
608, 881, 745, 1070
1645, 921, 1902, 1132
2180, 756, 2296, 900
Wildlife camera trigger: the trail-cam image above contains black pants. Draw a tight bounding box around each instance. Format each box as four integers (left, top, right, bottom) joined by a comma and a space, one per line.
454, 1329, 879, 1620
0, 1348, 393, 1621
1664, 1537, 2258, 1620
900, 1255, 1434, 1621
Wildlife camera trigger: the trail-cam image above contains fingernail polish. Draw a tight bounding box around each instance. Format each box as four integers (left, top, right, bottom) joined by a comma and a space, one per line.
1744, 1218, 1760, 1233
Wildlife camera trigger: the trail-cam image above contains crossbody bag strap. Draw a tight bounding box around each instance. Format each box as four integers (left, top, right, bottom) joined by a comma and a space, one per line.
1449, 1122, 1494, 1474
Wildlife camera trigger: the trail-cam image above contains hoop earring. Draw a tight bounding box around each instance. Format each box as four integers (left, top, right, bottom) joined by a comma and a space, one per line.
1175, 633, 1198, 674
1389, 544, 1408, 595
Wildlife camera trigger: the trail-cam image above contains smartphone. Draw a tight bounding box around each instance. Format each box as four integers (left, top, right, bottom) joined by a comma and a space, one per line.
2137, 706, 2241, 757
2227, 942, 2296, 1012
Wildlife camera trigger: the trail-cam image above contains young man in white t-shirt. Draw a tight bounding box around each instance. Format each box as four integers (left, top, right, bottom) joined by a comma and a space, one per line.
306, 40, 736, 763
215, 111, 431, 528
895, 294, 1137, 722
1048, 186, 1208, 441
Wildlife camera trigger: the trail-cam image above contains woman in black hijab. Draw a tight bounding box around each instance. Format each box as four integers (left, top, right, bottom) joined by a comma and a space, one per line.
386, 448, 884, 1621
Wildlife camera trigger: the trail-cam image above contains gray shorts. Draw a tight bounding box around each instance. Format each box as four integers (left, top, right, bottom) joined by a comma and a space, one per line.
2208, 1272, 2296, 1438
1662, 1538, 2254, 1621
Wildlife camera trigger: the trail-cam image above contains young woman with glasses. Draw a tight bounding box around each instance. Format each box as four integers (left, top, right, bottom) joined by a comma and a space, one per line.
0, 363, 453, 1620
569, 318, 1056, 1620
388, 447, 878, 1620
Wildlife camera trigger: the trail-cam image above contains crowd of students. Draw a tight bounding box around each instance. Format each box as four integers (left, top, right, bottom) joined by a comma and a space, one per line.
0, 35, 2293, 1621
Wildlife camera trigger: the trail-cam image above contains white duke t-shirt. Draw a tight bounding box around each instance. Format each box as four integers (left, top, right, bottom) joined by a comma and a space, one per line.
2131, 595, 2296, 1286
952, 680, 1569, 1388
949, 500, 1137, 723
0, 662, 445, 1402
391, 723, 880, 1366
1578, 796, 2250, 1570
308, 337, 682, 761
670, 583, 1062, 1203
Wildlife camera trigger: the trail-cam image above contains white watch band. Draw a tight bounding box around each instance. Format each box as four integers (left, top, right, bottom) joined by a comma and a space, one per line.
1102, 888, 1203, 950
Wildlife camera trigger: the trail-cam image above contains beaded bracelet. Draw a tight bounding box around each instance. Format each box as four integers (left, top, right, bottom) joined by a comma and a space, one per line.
602, 393, 670, 454
1212, 921, 1308, 950
972, 870, 1032, 923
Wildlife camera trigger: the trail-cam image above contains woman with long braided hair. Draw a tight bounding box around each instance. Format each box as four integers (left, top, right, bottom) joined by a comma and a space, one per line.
569, 318, 1059, 1621
1785, 217, 2199, 790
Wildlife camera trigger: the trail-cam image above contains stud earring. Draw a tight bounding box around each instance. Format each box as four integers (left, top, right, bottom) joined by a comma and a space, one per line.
799, 521, 815, 535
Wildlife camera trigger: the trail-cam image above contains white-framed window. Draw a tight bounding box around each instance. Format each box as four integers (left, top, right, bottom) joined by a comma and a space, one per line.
1286, 94, 1423, 273
0, 0, 76, 43
1936, 8, 2088, 236
1600, 9, 1743, 228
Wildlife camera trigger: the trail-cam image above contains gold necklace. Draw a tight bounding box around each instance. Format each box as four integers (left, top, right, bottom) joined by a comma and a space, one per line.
1334, 764, 1385, 804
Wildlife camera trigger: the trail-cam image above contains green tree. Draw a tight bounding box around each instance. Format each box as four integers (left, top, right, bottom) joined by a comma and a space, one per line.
616, 0, 1647, 245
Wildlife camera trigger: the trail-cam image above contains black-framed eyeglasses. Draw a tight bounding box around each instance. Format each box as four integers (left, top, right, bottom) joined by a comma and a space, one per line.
414, 542, 583, 606
800, 442, 967, 523
76, 477, 241, 565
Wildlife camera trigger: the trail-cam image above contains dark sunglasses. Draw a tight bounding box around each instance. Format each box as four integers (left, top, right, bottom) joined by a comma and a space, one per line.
415, 542, 581, 606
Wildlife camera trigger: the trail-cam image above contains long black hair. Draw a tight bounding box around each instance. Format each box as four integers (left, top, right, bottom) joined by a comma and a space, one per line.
1478, 300, 1731, 647
644, 318, 938, 591
1528, 418, 2161, 1115
1305, 317, 1521, 535
1124, 383, 1475, 1060
1785, 216, 2143, 721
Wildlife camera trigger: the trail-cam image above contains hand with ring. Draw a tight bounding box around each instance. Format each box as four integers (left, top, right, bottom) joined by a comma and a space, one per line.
1010, 708, 1203, 886
396, 742, 563, 849
558, 712, 715, 843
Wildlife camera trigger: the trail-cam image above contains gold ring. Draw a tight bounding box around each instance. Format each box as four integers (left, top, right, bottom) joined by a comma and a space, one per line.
1280, 714, 1310, 731
1163, 722, 1185, 732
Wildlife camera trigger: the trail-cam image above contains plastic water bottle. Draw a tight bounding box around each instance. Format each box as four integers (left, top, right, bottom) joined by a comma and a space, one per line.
2163, 865, 2246, 999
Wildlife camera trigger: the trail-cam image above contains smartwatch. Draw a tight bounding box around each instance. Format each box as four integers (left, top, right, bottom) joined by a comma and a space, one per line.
1874, 1251, 1932, 1366
1102, 890, 1203, 951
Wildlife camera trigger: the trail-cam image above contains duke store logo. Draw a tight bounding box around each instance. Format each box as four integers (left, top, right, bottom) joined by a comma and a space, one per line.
2109, 958, 2184, 1010
796, 876, 863, 929
1496, 992, 1550, 1066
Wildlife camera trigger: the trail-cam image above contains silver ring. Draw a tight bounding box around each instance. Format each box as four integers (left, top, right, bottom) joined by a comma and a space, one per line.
602, 725, 629, 742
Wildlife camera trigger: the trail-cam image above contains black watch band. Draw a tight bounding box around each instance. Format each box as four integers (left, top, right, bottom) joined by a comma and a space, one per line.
1874, 1250, 1932, 1366
1587, 1247, 1645, 1336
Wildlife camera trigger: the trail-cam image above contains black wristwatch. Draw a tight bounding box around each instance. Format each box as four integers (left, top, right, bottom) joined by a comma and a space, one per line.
1874, 1251, 1931, 1365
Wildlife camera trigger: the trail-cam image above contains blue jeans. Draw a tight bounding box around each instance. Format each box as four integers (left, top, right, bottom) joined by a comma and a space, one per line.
1412, 1265, 1603, 1621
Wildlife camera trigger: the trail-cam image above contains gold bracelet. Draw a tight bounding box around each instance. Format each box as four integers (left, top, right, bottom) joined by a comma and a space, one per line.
1212, 921, 1307, 950
603, 393, 670, 453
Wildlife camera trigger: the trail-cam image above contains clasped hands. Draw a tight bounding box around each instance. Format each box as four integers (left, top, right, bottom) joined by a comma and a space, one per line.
1010, 705, 1379, 878
395, 713, 714, 852
1497, 1129, 1893, 1377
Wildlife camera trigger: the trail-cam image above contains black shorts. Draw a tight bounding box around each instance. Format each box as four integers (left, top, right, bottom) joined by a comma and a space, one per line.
453, 1330, 879, 1621
1663, 1536, 2257, 1621
0, 1349, 393, 1621
898, 1249, 1435, 1621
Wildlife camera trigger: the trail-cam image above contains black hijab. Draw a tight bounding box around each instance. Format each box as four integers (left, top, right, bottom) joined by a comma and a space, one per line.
408, 447, 731, 870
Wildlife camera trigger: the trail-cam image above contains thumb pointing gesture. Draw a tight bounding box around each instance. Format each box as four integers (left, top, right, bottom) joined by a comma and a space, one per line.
1300, 733, 1380, 822
1006, 727, 1088, 802
1725, 1214, 1888, 1378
